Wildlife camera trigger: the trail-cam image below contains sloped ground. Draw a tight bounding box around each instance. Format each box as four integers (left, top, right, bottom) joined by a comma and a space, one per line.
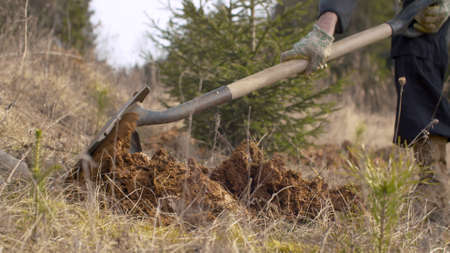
71, 112, 358, 226
2, 76, 447, 252
0, 18, 447, 252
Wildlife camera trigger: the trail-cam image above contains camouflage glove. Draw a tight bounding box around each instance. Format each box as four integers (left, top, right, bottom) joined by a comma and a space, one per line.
414, 0, 449, 34
280, 24, 334, 73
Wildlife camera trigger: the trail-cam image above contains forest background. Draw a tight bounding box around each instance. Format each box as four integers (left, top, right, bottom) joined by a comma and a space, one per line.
0, 0, 448, 252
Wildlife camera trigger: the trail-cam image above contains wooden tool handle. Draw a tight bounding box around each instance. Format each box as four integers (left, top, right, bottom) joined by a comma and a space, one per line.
228, 24, 392, 99
137, 24, 394, 126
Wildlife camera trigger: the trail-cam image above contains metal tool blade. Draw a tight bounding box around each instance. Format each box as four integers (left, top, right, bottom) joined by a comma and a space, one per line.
86, 86, 150, 156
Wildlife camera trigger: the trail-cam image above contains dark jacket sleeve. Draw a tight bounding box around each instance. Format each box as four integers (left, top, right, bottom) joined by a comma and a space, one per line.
319, 0, 357, 34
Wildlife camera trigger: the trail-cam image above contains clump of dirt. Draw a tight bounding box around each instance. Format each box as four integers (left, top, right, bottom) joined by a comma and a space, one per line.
75, 113, 238, 225
107, 149, 239, 225
74, 114, 358, 224
89, 112, 140, 178
210, 142, 357, 219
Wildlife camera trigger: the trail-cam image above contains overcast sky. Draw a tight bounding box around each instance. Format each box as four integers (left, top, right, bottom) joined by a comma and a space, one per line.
90, 0, 213, 68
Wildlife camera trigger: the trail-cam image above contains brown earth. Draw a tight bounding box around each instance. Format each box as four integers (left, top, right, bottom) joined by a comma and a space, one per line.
71, 113, 359, 225
210, 142, 357, 219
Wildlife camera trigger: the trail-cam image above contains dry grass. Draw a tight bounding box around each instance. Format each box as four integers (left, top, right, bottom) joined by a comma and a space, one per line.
0, 182, 329, 252
0, 164, 448, 252
0, 4, 448, 252
317, 101, 395, 147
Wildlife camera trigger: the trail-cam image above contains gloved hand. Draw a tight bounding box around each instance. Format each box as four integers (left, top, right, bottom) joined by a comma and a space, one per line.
414, 0, 449, 34
280, 24, 334, 73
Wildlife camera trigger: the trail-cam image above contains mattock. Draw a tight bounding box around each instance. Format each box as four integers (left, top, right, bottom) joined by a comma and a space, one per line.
85, 0, 437, 157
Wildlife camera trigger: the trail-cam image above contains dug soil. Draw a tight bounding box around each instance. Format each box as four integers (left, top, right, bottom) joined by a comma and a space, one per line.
71, 113, 358, 225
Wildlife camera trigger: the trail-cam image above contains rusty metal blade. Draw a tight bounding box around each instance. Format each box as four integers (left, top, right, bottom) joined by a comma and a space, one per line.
86, 86, 150, 156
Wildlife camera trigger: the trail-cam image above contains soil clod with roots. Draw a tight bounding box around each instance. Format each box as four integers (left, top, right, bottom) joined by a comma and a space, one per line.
210, 142, 357, 219
71, 113, 358, 225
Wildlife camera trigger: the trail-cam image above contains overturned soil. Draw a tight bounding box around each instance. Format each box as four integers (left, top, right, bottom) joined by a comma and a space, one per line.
72, 113, 359, 225
210, 142, 357, 219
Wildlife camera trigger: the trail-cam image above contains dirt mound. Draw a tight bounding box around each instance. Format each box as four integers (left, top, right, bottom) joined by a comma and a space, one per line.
211, 142, 357, 219
73, 113, 358, 224
74, 113, 238, 225
108, 149, 238, 225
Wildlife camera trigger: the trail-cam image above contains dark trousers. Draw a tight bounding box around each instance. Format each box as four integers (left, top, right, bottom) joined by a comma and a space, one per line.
393, 56, 450, 144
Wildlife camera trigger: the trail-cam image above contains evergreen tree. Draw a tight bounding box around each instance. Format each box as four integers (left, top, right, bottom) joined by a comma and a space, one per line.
57, 0, 95, 53
152, 0, 342, 153
0, 0, 96, 53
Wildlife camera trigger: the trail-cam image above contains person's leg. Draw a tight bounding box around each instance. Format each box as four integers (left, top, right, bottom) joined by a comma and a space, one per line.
394, 55, 450, 224
413, 135, 449, 223
414, 135, 447, 181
